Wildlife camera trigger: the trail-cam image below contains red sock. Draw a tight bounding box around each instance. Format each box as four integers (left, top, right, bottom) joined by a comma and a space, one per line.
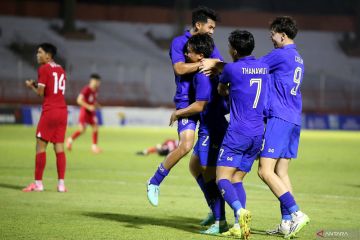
35, 152, 46, 180
92, 131, 98, 145
71, 130, 82, 140
56, 152, 66, 180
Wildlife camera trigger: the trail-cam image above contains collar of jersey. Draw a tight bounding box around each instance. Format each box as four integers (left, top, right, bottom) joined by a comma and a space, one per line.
281, 44, 297, 49
234, 55, 255, 62
184, 30, 192, 38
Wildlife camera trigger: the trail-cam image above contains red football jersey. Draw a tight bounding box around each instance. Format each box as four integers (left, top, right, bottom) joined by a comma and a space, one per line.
37, 62, 67, 112
80, 85, 98, 106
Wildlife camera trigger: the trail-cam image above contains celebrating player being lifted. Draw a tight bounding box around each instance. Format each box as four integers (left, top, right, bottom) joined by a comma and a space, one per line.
23, 43, 68, 193
146, 6, 223, 208
66, 74, 102, 154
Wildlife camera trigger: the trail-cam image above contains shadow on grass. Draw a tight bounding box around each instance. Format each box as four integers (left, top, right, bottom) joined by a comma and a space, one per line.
0, 182, 24, 190
83, 212, 202, 234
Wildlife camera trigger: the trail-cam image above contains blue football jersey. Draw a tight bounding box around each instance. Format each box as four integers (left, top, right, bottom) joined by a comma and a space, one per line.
260, 44, 304, 125
220, 56, 269, 136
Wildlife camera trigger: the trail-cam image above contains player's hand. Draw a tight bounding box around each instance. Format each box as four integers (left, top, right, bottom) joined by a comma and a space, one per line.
88, 105, 96, 112
200, 58, 220, 76
169, 111, 178, 126
25, 79, 35, 88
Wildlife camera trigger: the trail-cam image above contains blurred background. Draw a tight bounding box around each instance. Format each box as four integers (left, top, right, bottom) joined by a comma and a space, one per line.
0, 0, 359, 129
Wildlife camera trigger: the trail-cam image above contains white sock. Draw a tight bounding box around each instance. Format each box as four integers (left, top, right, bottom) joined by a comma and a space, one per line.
233, 223, 240, 229
214, 220, 220, 227
58, 179, 65, 185
35, 180, 42, 186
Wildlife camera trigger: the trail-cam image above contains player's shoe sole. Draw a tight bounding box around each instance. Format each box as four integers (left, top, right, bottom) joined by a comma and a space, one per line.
238, 208, 251, 240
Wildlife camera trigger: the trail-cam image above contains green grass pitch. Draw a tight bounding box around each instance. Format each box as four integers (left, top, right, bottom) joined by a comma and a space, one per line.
0, 125, 359, 239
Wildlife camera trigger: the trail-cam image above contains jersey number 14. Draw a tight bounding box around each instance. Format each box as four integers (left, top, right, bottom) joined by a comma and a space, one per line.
53, 72, 65, 95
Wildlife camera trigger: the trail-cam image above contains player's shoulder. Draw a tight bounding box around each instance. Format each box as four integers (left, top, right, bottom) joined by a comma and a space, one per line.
195, 71, 210, 81
171, 32, 189, 46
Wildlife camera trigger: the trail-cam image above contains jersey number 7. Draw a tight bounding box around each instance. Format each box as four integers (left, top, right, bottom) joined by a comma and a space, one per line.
250, 78, 262, 108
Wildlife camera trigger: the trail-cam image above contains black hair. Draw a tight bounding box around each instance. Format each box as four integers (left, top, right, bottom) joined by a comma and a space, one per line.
270, 16, 298, 39
90, 73, 101, 80
192, 6, 219, 27
37, 43, 57, 58
186, 33, 214, 58
228, 30, 255, 57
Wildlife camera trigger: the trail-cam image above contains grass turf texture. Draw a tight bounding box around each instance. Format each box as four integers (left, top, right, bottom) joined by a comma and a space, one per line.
0, 125, 359, 239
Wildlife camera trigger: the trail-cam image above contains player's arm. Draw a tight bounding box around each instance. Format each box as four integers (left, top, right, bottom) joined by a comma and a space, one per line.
173, 62, 201, 76
25, 79, 44, 97
77, 94, 95, 111
200, 59, 226, 76
169, 101, 207, 126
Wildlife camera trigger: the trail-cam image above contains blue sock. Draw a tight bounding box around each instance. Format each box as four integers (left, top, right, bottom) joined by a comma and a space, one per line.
278, 191, 299, 214
233, 182, 246, 208
195, 175, 212, 207
206, 180, 225, 221
149, 163, 169, 186
217, 179, 242, 214
281, 203, 292, 220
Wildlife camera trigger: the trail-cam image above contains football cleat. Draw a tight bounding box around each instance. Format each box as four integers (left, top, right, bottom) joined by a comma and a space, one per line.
200, 212, 215, 226
284, 211, 310, 239
91, 145, 102, 154
147, 182, 159, 206
221, 226, 242, 238
57, 184, 67, 193
236, 208, 251, 240
22, 183, 44, 192
200, 222, 228, 235
266, 220, 291, 235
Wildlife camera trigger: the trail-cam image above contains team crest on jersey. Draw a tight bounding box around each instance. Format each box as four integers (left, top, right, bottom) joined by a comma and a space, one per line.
181, 118, 188, 125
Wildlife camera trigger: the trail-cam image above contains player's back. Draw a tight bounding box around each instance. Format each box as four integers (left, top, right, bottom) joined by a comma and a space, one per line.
260, 44, 304, 125
223, 56, 269, 136
38, 62, 67, 112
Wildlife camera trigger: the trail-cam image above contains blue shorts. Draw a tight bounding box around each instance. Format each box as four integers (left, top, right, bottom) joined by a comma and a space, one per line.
177, 116, 197, 134
193, 133, 224, 167
260, 116, 301, 159
217, 130, 262, 173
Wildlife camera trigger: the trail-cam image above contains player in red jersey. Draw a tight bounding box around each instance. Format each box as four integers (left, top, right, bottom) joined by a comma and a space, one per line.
136, 139, 178, 156
66, 74, 102, 153
23, 43, 68, 193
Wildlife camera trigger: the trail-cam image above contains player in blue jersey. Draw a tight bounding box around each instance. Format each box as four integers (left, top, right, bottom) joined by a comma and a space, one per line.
169, 34, 229, 235
147, 6, 223, 214
213, 30, 269, 240
257, 16, 310, 239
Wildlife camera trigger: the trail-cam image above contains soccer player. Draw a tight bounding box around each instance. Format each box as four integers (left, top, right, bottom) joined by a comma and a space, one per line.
257, 16, 310, 239
66, 74, 102, 154
136, 139, 178, 156
215, 30, 269, 239
169, 34, 229, 235
147, 6, 223, 209
23, 43, 68, 193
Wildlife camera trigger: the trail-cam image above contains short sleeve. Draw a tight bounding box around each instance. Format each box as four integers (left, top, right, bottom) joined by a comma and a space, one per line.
37, 66, 48, 87
170, 38, 186, 65
80, 86, 89, 97
194, 73, 211, 101
219, 64, 231, 84
259, 50, 284, 70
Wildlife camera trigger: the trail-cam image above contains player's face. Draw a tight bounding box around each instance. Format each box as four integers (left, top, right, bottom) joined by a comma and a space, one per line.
90, 79, 100, 89
196, 19, 216, 36
270, 30, 285, 48
36, 48, 50, 64
185, 46, 203, 63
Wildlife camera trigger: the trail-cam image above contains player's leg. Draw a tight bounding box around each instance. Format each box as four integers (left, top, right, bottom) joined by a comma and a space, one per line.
91, 123, 101, 153
147, 128, 195, 206
54, 143, 67, 192
66, 123, 86, 151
